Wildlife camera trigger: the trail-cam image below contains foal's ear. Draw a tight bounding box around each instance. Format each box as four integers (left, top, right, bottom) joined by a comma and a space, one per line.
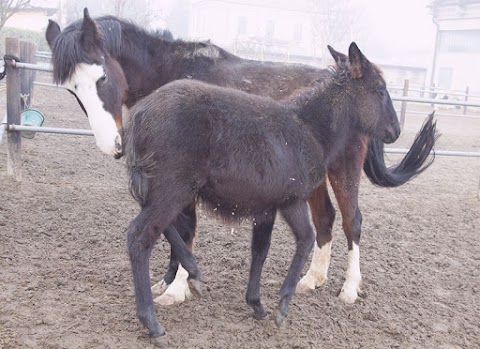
348, 42, 370, 79
45, 20, 61, 49
80, 8, 102, 52
327, 45, 348, 67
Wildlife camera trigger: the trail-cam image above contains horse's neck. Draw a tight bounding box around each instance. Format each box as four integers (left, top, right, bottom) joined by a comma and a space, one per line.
294, 82, 351, 155
117, 33, 225, 107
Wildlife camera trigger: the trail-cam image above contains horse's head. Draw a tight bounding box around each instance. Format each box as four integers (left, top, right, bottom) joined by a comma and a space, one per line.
328, 43, 400, 144
46, 8, 128, 158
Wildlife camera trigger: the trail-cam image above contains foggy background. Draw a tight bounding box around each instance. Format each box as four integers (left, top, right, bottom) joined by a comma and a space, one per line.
1, 0, 479, 93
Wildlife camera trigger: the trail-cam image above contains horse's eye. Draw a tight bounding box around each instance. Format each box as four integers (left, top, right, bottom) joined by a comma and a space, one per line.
99, 74, 108, 84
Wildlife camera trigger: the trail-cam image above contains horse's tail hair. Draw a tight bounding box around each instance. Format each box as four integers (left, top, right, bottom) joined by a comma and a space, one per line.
363, 112, 440, 187
128, 158, 150, 207
124, 113, 157, 207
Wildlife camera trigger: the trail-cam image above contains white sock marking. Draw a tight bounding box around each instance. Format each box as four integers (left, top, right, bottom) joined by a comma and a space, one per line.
297, 241, 332, 293
153, 264, 191, 306
339, 243, 362, 303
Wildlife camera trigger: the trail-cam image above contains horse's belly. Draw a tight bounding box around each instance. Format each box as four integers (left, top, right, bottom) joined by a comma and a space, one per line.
198, 170, 311, 217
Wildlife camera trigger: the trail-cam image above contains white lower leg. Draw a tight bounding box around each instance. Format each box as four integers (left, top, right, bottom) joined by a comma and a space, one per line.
338, 243, 362, 303
153, 264, 191, 306
297, 241, 332, 293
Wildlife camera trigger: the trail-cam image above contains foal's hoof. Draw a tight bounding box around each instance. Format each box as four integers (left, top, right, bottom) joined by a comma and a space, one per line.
253, 307, 268, 320
151, 335, 169, 348
274, 309, 286, 329
188, 279, 205, 297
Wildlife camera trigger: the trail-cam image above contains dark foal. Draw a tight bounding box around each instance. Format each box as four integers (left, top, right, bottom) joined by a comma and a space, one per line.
123, 43, 401, 341
46, 9, 437, 307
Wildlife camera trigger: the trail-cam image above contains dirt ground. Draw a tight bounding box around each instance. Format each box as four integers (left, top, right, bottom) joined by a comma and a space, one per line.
0, 84, 479, 349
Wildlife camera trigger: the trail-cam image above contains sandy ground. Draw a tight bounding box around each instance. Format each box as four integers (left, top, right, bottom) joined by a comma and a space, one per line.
0, 85, 479, 349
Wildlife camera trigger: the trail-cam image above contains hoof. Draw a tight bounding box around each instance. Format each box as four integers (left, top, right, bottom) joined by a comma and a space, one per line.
154, 280, 192, 306
151, 335, 169, 348
188, 279, 204, 297
253, 307, 268, 320
297, 273, 326, 293
151, 280, 169, 298
274, 309, 286, 328
338, 283, 361, 304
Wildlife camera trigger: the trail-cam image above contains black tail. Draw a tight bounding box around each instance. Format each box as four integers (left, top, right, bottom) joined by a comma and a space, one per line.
363, 112, 439, 187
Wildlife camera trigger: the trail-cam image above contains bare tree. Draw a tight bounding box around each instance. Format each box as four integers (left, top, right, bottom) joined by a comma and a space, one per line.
112, 0, 128, 18
310, 0, 363, 65
0, 0, 31, 32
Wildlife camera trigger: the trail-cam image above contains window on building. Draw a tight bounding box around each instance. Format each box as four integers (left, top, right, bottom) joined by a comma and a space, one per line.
294, 23, 303, 43
438, 67, 453, 90
439, 30, 480, 53
266, 20, 275, 40
238, 16, 247, 35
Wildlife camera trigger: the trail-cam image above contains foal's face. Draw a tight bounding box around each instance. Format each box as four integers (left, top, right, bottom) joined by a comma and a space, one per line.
64, 57, 127, 158
329, 43, 401, 144
356, 67, 400, 144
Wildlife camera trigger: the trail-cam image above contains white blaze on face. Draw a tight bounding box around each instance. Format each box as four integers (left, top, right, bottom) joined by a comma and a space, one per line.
64, 63, 121, 157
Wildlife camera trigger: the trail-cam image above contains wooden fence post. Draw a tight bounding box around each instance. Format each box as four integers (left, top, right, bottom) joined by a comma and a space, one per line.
464, 86, 469, 115
400, 79, 409, 130
6, 37, 22, 181
19, 40, 37, 109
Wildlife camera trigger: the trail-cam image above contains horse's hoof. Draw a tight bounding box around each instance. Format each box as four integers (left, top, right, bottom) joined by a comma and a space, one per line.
296, 273, 326, 293
253, 307, 268, 320
188, 279, 204, 297
152, 280, 169, 298
338, 284, 359, 304
151, 335, 169, 348
274, 309, 286, 329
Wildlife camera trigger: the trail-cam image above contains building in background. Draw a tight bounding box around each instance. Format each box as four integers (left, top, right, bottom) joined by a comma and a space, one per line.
430, 0, 480, 92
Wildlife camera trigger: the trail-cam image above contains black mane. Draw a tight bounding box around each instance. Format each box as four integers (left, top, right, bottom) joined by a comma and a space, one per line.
51, 16, 171, 84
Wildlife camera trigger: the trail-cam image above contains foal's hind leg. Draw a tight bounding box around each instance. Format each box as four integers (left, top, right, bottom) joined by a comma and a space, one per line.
246, 211, 276, 320
163, 224, 204, 296
329, 138, 368, 303
153, 203, 197, 305
276, 201, 315, 327
297, 181, 336, 293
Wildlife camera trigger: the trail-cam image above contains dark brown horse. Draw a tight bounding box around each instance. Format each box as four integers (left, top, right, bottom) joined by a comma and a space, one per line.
45, 9, 437, 308
123, 43, 403, 342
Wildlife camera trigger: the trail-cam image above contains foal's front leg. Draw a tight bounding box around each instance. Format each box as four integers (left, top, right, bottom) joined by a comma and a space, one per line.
127, 209, 166, 341
246, 211, 276, 319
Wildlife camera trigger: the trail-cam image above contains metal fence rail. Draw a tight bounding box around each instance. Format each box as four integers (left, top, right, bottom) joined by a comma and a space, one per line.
2, 45, 480, 181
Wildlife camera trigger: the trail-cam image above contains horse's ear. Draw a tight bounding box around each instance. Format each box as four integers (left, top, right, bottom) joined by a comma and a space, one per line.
46, 20, 61, 49
80, 8, 102, 52
348, 42, 370, 79
327, 45, 347, 67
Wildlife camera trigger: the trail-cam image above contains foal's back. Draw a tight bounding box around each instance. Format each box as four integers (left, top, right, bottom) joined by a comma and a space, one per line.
126, 80, 325, 216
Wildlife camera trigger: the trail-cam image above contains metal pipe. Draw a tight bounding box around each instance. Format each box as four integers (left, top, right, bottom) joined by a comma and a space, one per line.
391, 96, 480, 108
0, 113, 7, 143
33, 81, 65, 89
385, 148, 480, 158
8, 124, 94, 136
12, 61, 53, 72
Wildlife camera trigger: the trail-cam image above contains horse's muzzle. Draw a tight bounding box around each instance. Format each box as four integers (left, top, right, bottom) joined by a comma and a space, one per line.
383, 123, 401, 144
113, 135, 123, 159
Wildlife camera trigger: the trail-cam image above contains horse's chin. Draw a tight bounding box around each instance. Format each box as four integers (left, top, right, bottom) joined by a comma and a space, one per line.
114, 152, 124, 160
